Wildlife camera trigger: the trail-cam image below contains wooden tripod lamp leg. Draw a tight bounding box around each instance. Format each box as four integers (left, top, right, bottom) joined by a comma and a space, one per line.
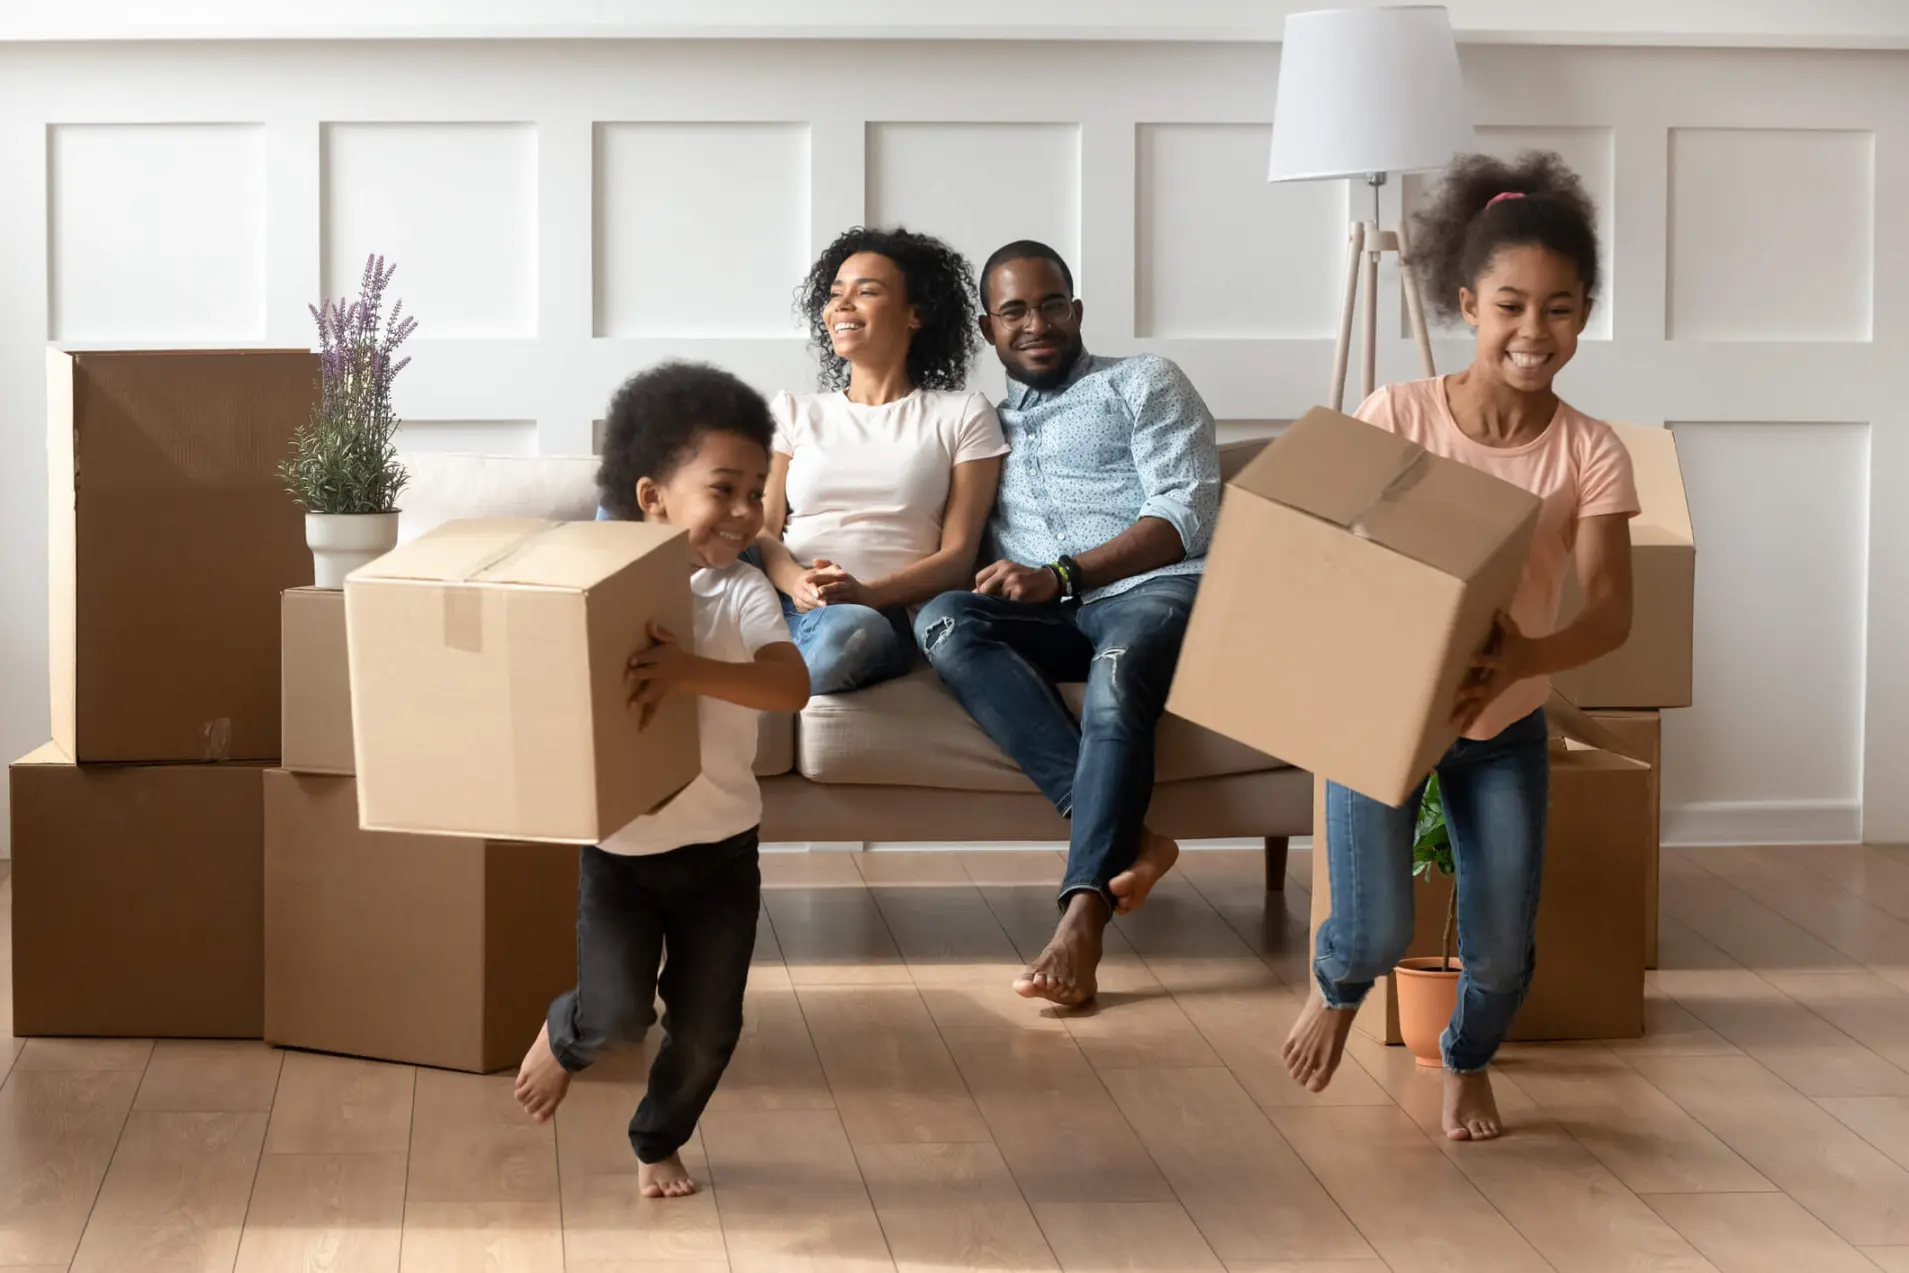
1329, 220, 1365, 413
1396, 217, 1438, 379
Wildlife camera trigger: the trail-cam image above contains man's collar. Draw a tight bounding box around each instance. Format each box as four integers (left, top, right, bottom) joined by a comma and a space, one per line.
1005, 346, 1093, 409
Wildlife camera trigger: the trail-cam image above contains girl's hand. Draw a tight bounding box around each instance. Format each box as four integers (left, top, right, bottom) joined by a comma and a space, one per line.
1452, 611, 1533, 731
627, 622, 691, 729
805, 559, 873, 609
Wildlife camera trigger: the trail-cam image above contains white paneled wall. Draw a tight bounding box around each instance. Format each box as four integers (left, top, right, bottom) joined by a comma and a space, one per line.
1, 37, 1904, 850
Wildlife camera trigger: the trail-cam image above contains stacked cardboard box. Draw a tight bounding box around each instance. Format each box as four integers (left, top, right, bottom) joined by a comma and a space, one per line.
265, 515, 696, 1072
12, 350, 316, 1037
1553, 422, 1694, 969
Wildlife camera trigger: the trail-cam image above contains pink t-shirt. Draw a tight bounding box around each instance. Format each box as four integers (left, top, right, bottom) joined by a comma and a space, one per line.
1355, 377, 1640, 742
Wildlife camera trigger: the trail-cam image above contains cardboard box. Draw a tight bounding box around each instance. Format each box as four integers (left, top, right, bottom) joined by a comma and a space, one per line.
282, 588, 353, 774
1308, 696, 1650, 1043
48, 349, 317, 762
1169, 407, 1542, 806
1590, 710, 1662, 969
346, 517, 698, 843
264, 770, 577, 1073
10, 745, 265, 1037
1552, 423, 1696, 709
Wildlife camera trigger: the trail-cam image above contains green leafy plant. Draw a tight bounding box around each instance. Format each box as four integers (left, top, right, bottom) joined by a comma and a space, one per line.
1413, 773, 1457, 972
280, 254, 415, 515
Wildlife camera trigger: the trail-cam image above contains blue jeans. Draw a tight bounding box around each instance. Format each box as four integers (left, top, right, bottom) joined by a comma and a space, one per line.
779, 593, 915, 696
1314, 708, 1549, 1073
914, 575, 1199, 911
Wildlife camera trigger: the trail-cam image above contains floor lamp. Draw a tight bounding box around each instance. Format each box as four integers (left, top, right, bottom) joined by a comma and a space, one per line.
1266, 5, 1476, 412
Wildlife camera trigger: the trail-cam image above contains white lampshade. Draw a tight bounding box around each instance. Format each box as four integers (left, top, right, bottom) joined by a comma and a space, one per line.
1267, 5, 1475, 182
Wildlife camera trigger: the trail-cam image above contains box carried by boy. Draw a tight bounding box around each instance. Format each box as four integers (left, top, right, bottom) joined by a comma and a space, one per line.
345, 517, 699, 844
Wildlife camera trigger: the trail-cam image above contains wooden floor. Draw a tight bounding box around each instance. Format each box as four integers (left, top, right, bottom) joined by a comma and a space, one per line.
7, 845, 1909, 1271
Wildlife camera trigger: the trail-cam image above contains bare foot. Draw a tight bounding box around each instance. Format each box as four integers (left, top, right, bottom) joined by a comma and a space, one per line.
1444, 1069, 1504, 1141
1012, 895, 1105, 1007
1281, 992, 1357, 1093
1109, 829, 1180, 915
513, 1022, 572, 1124
638, 1153, 699, 1198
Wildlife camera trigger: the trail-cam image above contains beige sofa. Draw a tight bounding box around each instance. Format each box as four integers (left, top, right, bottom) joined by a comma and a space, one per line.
397, 440, 1309, 888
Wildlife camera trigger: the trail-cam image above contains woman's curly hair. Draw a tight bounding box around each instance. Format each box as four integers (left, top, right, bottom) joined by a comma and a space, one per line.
797, 226, 980, 393
1409, 150, 1601, 323
595, 361, 774, 522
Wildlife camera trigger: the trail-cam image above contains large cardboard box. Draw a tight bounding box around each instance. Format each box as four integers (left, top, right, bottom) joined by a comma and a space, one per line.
48, 349, 317, 762
1169, 407, 1542, 807
282, 588, 353, 774
1590, 710, 1662, 969
264, 770, 577, 1073
1307, 697, 1650, 1043
10, 745, 265, 1037
346, 518, 698, 843
1552, 423, 1695, 709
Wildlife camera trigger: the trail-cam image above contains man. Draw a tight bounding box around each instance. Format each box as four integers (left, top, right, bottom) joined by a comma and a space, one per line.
913, 240, 1221, 1007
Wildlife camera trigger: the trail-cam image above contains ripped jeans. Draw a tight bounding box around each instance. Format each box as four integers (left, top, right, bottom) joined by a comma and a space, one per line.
913, 575, 1199, 911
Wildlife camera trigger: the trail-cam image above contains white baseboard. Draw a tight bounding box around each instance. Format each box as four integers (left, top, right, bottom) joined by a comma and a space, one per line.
1662, 800, 1862, 847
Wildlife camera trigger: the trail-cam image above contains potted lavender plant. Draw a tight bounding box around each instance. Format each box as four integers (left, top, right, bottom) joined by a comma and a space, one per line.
280, 254, 416, 588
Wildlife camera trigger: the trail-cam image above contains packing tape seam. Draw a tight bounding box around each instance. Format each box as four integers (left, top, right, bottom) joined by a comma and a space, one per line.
441, 520, 567, 655
1346, 448, 1431, 542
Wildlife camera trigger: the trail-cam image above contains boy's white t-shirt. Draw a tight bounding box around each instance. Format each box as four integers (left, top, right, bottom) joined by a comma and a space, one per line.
597, 561, 793, 857
772, 388, 1008, 585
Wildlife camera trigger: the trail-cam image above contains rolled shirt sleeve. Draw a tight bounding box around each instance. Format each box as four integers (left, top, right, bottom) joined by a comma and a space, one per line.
1121, 356, 1222, 558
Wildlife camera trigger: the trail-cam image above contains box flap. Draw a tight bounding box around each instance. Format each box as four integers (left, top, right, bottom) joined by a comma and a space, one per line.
1232, 407, 1543, 580
1543, 689, 1649, 763
1609, 422, 1693, 548
12, 742, 73, 768
351, 518, 683, 591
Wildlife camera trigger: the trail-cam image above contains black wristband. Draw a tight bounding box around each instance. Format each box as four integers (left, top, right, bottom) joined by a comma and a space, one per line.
1045, 562, 1068, 598
1057, 554, 1084, 598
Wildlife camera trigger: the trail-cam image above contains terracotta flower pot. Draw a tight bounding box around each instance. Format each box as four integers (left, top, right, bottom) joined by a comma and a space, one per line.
1395, 956, 1462, 1067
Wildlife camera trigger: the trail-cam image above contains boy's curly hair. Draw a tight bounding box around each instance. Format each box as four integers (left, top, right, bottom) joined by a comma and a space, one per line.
595, 361, 774, 521
1409, 150, 1601, 323
797, 226, 980, 393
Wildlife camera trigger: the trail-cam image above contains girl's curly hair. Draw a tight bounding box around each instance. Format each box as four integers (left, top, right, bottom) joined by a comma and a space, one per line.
1409, 150, 1601, 323
797, 226, 980, 392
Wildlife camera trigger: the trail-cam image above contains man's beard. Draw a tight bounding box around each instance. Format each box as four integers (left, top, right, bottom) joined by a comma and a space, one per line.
1008, 340, 1082, 393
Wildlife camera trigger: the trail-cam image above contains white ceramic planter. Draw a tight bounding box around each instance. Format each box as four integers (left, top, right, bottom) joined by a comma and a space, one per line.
306, 512, 400, 589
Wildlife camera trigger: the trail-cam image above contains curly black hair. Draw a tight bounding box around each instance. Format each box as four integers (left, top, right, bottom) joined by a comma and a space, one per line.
595, 361, 774, 522
797, 226, 980, 393
1409, 151, 1601, 324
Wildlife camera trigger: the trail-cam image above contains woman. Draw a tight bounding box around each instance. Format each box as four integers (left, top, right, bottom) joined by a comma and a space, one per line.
755, 226, 1007, 695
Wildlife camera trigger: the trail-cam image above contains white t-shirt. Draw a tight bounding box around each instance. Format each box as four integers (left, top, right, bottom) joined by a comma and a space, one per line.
598, 562, 792, 856
772, 388, 1009, 586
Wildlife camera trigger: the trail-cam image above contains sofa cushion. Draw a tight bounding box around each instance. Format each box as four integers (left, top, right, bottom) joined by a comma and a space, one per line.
756, 712, 795, 777
397, 452, 600, 543
796, 668, 1285, 789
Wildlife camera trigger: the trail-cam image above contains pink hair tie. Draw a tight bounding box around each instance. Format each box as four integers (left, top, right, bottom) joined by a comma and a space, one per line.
1486, 191, 1526, 210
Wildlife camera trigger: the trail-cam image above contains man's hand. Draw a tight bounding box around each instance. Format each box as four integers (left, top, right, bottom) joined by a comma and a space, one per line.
974, 559, 1060, 604
805, 558, 875, 609
1452, 611, 1534, 732
627, 622, 694, 730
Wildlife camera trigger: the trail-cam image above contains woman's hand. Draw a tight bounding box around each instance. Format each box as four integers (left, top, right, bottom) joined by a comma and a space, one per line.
805, 559, 875, 609
627, 622, 694, 729
1452, 611, 1534, 732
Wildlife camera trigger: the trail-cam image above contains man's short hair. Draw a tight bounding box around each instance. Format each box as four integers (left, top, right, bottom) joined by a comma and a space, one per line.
979, 240, 1075, 308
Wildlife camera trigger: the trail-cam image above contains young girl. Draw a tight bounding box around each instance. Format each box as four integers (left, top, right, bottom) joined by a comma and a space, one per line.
1282, 152, 1639, 1141
515, 362, 811, 1197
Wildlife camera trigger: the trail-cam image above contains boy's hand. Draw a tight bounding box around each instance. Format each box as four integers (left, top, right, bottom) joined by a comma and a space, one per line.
627, 622, 692, 729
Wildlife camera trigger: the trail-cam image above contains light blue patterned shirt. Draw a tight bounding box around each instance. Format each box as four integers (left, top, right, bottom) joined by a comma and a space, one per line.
988, 350, 1221, 604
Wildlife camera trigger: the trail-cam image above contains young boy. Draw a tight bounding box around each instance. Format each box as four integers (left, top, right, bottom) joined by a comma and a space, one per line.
514, 361, 810, 1197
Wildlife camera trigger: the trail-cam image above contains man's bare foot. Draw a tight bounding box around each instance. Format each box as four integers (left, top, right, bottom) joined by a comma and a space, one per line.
1012, 895, 1105, 1007
1281, 992, 1357, 1093
513, 1022, 572, 1124
1109, 829, 1181, 915
638, 1153, 699, 1198
1444, 1069, 1504, 1141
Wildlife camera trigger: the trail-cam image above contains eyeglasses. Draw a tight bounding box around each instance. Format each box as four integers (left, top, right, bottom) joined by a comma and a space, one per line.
987, 296, 1075, 328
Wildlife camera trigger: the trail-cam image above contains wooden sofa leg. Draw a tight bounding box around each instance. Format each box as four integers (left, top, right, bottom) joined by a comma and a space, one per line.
1264, 836, 1289, 892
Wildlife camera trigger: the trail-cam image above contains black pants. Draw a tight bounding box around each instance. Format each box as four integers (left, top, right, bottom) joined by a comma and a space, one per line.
545, 827, 760, 1163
